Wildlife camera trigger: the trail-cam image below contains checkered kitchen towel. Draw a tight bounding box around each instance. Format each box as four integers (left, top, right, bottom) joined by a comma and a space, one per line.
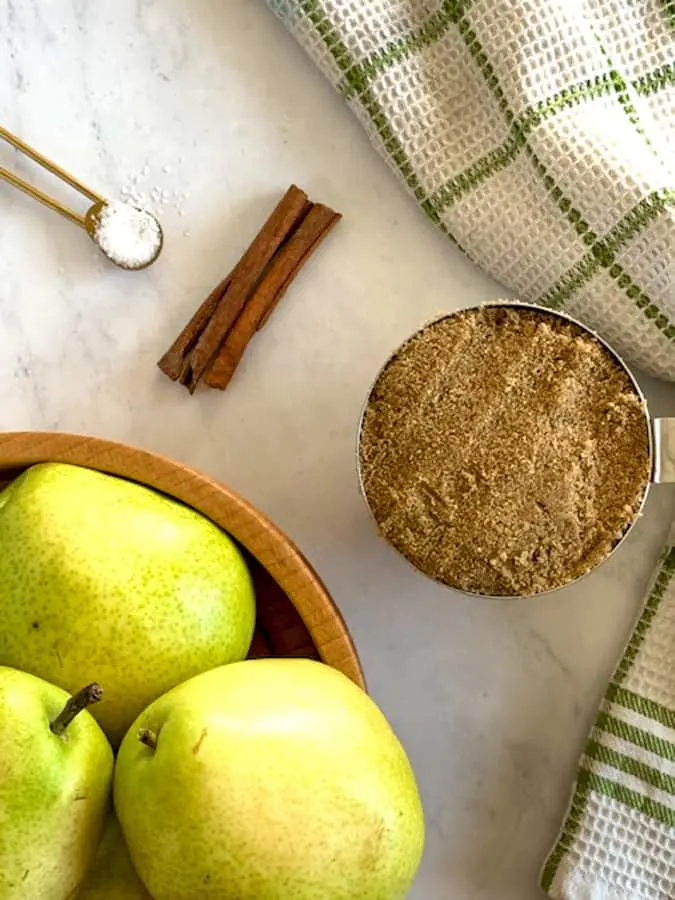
267, 0, 675, 380
265, 3, 675, 897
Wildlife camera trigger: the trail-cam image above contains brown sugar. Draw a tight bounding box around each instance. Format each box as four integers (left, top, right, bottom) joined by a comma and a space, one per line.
358, 305, 651, 596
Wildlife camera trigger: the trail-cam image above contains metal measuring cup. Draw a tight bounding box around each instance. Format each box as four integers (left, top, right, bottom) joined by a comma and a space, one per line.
357, 301, 675, 599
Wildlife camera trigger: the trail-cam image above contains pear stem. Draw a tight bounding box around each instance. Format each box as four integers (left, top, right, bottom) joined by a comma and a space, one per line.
138, 728, 158, 750
50, 683, 103, 736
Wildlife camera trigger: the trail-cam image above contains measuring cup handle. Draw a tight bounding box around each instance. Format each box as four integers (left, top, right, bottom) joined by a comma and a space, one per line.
653, 418, 675, 483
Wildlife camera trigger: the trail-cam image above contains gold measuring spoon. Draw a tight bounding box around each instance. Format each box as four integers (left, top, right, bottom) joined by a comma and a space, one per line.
0, 125, 163, 270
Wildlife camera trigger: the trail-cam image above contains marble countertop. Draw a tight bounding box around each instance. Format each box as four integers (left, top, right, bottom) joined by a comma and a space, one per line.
2, 3, 675, 898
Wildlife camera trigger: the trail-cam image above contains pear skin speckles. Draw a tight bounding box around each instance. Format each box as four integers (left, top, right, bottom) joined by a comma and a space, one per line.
0, 463, 256, 746
115, 659, 425, 900
0, 666, 113, 900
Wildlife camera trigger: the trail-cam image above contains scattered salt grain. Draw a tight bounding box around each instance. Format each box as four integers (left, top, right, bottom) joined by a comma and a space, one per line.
117, 155, 187, 220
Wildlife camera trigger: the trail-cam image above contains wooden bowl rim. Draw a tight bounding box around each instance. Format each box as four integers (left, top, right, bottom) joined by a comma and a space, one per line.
0, 431, 365, 690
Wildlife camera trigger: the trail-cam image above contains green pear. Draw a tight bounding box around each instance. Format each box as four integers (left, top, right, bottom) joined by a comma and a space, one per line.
115, 659, 425, 900
77, 814, 152, 900
0, 462, 256, 745
0, 666, 113, 899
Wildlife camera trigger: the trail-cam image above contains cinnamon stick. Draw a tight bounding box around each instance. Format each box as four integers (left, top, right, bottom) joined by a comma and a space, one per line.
204, 204, 341, 391
181, 185, 311, 392
257, 204, 342, 331
157, 184, 342, 394
157, 272, 232, 381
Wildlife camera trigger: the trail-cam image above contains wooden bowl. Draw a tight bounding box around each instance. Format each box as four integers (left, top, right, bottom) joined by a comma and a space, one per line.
0, 432, 364, 689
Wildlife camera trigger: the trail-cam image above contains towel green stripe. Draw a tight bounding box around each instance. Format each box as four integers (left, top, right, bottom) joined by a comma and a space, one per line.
586, 738, 675, 796
341, 0, 471, 100
297, 0, 432, 209
430, 63, 672, 216
531, 183, 675, 342
614, 545, 675, 684
611, 69, 650, 141
606, 684, 675, 730
447, 15, 597, 244
633, 61, 675, 95
294, 0, 352, 75
597, 711, 675, 763
357, 86, 437, 209
603, 262, 675, 342
430, 73, 616, 212
542, 757, 675, 891
336, 0, 673, 108
538, 190, 675, 309
540, 775, 591, 891
593, 33, 654, 144
578, 768, 675, 828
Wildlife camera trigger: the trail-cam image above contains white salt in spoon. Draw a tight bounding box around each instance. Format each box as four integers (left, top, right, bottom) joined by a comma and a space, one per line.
0, 125, 163, 270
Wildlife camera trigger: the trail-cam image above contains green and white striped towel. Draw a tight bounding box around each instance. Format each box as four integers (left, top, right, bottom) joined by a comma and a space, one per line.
266, 0, 675, 380
265, 2, 675, 897
542, 538, 675, 899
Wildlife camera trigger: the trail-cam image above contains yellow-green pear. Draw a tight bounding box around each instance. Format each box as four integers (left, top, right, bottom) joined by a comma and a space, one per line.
0, 463, 256, 745
0, 667, 113, 899
77, 814, 152, 900
115, 659, 425, 900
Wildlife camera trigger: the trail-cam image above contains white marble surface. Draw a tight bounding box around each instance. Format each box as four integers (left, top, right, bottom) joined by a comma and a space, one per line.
1, 2, 675, 898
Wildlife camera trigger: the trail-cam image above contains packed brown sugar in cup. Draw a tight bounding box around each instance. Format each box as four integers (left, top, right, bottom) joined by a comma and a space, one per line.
358, 306, 651, 597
